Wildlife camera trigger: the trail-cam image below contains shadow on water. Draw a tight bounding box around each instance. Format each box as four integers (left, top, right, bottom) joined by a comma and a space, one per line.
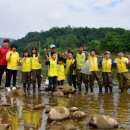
0, 85, 130, 130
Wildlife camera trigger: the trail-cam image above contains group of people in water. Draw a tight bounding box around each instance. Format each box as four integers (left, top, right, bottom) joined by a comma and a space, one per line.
0, 39, 130, 94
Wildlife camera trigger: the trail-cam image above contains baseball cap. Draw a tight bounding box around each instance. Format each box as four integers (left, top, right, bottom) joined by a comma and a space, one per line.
50, 44, 56, 49
104, 51, 110, 55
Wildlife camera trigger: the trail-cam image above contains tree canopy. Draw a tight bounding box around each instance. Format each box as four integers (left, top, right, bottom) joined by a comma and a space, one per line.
11, 26, 130, 54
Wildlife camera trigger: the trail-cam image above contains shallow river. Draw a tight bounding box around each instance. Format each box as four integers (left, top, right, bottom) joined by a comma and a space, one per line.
0, 85, 130, 130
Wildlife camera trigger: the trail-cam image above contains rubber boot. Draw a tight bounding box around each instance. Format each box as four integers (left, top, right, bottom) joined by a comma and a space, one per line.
109, 87, 113, 93
23, 83, 26, 92
99, 87, 102, 93
85, 86, 88, 93
90, 87, 93, 93
78, 85, 81, 92
27, 84, 30, 94
38, 82, 42, 91
105, 86, 108, 93
33, 84, 36, 93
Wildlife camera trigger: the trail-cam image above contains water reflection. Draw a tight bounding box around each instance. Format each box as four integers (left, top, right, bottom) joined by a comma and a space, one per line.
0, 87, 130, 129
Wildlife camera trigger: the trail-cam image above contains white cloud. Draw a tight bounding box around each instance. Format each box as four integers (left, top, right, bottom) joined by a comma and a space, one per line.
0, 0, 129, 39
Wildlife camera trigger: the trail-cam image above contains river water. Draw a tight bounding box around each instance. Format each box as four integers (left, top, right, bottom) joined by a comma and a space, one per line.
0, 84, 130, 130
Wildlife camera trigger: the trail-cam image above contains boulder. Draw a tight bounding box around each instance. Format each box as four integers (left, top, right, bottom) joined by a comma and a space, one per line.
56, 85, 76, 94
49, 107, 70, 120
89, 115, 118, 129
53, 90, 64, 97
69, 107, 78, 112
13, 88, 25, 96
0, 124, 10, 130
73, 111, 85, 119
33, 103, 45, 110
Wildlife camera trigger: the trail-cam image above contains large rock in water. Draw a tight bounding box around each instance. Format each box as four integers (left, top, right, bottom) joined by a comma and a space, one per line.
53, 90, 64, 97
56, 85, 76, 94
48, 107, 70, 120
12, 87, 25, 96
89, 115, 118, 129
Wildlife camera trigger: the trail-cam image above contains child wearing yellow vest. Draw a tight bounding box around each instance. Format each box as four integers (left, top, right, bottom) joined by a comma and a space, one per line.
46, 52, 57, 92
99, 51, 115, 93
20, 50, 31, 93
66, 51, 76, 89
31, 47, 42, 93
114, 51, 130, 92
89, 49, 103, 93
57, 57, 66, 85
5, 45, 19, 92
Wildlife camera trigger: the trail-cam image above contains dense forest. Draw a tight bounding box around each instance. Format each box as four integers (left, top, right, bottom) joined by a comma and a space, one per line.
11, 26, 130, 55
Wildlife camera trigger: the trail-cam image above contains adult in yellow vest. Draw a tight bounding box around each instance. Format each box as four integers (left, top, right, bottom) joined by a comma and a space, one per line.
114, 51, 130, 92
89, 49, 103, 93
43, 44, 60, 61
57, 57, 66, 85
46, 52, 57, 92
20, 50, 31, 93
99, 51, 115, 93
66, 51, 76, 89
76, 44, 87, 92
31, 47, 42, 93
5, 45, 19, 92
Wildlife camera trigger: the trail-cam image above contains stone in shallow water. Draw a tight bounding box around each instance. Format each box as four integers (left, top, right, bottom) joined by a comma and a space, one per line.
72, 111, 85, 119
69, 107, 78, 112
49, 107, 70, 120
33, 103, 45, 110
53, 90, 64, 97
89, 115, 118, 129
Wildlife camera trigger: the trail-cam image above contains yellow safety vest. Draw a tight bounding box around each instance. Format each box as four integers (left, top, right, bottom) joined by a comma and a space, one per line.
89, 55, 99, 71
21, 57, 31, 72
48, 58, 57, 77
76, 52, 86, 69
66, 58, 76, 75
102, 58, 112, 72
57, 64, 66, 81
31, 54, 42, 70
115, 57, 128, 73
6, 51, 19, 70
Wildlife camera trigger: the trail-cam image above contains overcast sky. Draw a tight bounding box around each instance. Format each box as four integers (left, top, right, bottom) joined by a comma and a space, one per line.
0, 0, 129, 39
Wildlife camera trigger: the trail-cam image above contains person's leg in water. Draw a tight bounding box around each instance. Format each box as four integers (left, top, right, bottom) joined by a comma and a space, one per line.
89, 71, 95, 93
95, 71, 103, 93
52, 76, 57, 92
83, 74, 89, 93
76, 69, 82, 92
72, 75, 76, 89
32, 70, 36, 93
0, 65, 6, 86
36, 69, 42, 93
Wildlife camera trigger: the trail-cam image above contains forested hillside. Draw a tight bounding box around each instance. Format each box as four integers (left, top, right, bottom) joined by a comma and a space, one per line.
11, 26, 130, 54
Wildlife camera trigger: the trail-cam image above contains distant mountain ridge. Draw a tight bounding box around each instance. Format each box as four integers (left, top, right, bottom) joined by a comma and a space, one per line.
0, 38, 15, 45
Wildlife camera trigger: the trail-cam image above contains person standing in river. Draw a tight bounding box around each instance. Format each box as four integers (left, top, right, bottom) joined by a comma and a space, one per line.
20, 50, 31, 93
0, 39, 11, 86
89, 49, 103, 93
76, 44, 88, 92
114, 51, 130, 92
5, 45, 19, 91
31, 47, 42, 93
99, 51, 115, 93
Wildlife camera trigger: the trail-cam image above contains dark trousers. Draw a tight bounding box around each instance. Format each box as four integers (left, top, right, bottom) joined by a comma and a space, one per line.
5, 69, 17, 87
22, 72, 31, 90
0, 65, 7, 85
89, 71, 103, 92
31, 69, 42, 85
117, 72, 130, 91
67, 74, 76, 89
57, 80, 64, 85
48, 76, 57, 91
